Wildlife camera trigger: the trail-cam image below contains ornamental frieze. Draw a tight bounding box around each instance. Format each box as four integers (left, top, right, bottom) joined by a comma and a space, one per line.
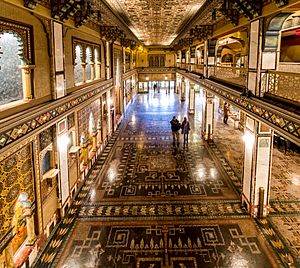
0, 80, 113, 153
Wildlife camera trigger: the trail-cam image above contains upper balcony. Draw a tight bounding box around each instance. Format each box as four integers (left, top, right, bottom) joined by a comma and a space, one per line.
177, 62, 300, 113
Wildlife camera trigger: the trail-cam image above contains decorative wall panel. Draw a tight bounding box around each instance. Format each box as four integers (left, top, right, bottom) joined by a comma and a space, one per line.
68, 113, 75, 129
0, 144, 34, 239
78, 99, 101, 142
39, 127, 54, 151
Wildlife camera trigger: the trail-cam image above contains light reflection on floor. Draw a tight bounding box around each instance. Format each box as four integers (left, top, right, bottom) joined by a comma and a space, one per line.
53, 89, 299, 268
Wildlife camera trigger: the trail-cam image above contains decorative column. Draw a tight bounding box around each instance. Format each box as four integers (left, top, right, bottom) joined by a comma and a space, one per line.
97, 118, 102, 145
81, 63, 86, 83
95, 60, 101, 79
80, 133, 88, 166
189, 83, 195, 114
242, 116, 273, 217
24, 207, 36, 245
90, 61, 95, 80
247, 19, 263, 96
239, 111, 246, 130
106, 41, 111, 79
92, 127, 97, 152
19, 65, 35, 99
202, 91, 214, 140
181, 77, 186, 102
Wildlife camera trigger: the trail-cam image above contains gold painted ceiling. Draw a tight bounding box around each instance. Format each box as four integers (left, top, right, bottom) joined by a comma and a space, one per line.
103, 0, 206, 46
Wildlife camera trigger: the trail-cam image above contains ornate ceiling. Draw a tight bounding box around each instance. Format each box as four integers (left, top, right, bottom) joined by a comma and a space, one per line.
103, 0, 206, 46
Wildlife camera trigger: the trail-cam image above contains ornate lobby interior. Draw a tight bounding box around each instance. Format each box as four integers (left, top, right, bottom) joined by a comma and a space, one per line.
0, 0, 300, 267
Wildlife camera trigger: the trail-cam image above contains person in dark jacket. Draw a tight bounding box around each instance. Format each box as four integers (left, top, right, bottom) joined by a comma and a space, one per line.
223, 102, 229, 124
170, 116, 181, 147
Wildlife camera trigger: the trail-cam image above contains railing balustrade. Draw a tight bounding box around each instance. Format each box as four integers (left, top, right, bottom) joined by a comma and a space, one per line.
208, 66, 248, 87
266, 70, 300, 103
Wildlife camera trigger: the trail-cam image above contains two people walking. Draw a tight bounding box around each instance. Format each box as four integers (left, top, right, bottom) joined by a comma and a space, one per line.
170, 116, 190, 147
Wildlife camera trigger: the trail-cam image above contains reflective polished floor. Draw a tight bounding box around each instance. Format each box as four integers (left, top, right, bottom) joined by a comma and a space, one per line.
36, 90, 300, 268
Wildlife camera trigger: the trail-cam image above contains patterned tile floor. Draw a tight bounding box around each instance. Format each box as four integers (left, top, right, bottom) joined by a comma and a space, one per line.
34, 90, 300, 268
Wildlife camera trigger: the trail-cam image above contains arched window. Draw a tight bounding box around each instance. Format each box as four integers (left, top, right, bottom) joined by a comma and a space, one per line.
0, 32, 23, 105
89, 112, 95, 137
94, 48, 100, 79
74, 45, 83, 84
86, 47, 92, 81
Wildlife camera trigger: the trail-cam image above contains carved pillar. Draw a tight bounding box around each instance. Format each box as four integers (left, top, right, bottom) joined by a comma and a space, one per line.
95, 61, 101, 79
106, 41, 111, 79
97, 119, 102, 145
80, 133, 88, 166
24, 209, 36, 245
189, 83, 195, 114
92, 131, 97, 152
181, 77, 186, 101
242, 116, 273, 217
202, 91, 214, 140
90, 62, 95, 80
81, 63, 86, 83
19, 65, 35, 99
247, 19, 263, 96
239, 111, 246, 130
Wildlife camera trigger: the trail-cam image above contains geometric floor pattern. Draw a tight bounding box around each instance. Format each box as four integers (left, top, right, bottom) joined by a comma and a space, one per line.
34, 90, 300, 268
57, 219, 277, 268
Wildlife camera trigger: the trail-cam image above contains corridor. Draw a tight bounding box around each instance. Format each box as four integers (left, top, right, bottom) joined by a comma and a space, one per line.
36, 90, 295, 268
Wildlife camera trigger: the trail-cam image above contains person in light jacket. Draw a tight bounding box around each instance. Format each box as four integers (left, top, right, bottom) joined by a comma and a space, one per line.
181, 117, 190, 146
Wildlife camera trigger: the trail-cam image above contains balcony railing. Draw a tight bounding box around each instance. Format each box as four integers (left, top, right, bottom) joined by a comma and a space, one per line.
208, 66, 248, 87
193, 64, 204, 75
266, 70, 300, 103
177, 63, 247, 87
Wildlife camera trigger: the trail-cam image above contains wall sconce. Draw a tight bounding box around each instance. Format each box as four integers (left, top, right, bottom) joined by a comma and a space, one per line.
146, 77, 149, 81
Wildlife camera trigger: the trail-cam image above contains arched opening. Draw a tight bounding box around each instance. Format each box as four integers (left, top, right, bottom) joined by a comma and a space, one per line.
94, 47, 100, 79
74, 44, 83, 85
279, 12, 300, 63
86, 46, 92, 81
221, 53, 233, 64
0, 32, 24, 105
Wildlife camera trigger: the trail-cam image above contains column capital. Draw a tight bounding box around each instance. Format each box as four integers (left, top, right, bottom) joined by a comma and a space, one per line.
19, 64, 35, 73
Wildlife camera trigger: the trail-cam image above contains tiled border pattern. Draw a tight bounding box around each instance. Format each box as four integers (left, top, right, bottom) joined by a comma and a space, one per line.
269, 201, 300, 215
256, 218, 300, 268
79, 200, 247, 218
32, 128, 120, 268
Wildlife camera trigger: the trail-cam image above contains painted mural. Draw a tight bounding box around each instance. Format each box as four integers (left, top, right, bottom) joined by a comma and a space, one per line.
0, 144, 34, 239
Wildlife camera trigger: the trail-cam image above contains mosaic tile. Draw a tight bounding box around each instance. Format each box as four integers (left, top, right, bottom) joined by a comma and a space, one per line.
57, 218, 278, 268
